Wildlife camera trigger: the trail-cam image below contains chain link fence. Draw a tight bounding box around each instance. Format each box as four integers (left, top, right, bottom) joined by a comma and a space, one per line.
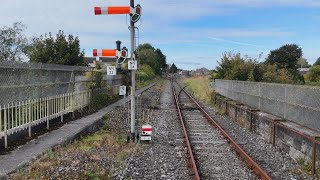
0, 61, 123, 147
213, 79, 320, 130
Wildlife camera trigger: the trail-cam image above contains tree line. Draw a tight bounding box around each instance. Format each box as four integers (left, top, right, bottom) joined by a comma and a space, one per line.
0, 22, 168, 80
213, 44, 320, 85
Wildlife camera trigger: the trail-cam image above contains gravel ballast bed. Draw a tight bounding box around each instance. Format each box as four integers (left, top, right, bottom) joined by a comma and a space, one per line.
117, 81, 191, 180
200, 102, 312, 180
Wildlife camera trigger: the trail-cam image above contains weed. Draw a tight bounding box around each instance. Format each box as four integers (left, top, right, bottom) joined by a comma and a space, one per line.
83, 133, 103, 143
116, 134, 126, 143
297, 158, 320, 177
102, 114, 110, 130
79, 144, 92, 152
86, 170, 101, 180
217, 109, 226, 115
46, 150, 55, 159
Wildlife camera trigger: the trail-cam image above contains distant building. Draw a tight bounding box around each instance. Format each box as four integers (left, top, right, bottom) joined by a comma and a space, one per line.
179, 70, 190, 77
297, 68, 310, 75
190, 68, 212, 76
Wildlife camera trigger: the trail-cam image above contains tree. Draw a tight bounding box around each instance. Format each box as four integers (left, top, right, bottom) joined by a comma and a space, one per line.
137, 43, 167, 75
306, 66, 320, 82
314, 57, 320, 66
250, 64, 264, 82
265, 44, 302, 70
154, 48, 167, 74
137, 43, 155, 51
137, 64, 156, 81
297, 58, 310, 68
215, 52, 255, 81
169, 63, 178, 73
259, 64, 296, 84
0, 22, 28, 61
27, 30, 85, 66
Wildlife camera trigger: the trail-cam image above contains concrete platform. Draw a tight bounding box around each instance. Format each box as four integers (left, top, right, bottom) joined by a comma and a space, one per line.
0, 82, 157, 179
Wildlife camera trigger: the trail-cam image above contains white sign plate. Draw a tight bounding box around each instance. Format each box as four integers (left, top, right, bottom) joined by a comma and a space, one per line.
119, 85, 126, 96
140, 136, 151, 141
128, 60, 137, 70
107, 66, 116, 75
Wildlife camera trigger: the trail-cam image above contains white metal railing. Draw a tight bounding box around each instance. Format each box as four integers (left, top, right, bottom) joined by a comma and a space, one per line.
0, 90, 91, 148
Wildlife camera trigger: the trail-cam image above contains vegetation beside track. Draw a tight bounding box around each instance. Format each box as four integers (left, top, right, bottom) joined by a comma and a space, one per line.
136, 76, 161, 89
182, 75, 213, 104
10, 114, 140, 180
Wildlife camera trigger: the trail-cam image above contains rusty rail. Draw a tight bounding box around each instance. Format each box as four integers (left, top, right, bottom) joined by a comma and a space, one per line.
172, 79, 271, 180
172, 83, 200, 180
215, 94, 320, 176
182, 87, 272, 180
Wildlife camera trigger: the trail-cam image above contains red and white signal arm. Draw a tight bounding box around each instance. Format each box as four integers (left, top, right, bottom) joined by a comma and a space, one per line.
141, 124, 152, 141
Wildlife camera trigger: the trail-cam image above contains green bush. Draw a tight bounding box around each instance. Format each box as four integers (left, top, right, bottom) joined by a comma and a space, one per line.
137, 64, 156, 81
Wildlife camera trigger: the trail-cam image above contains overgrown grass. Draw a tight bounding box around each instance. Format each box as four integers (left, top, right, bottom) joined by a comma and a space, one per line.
297, 158, 320, 177
182, 76, 213, 103
305, 81, 320, 87
10, 113, 140, 179
136, 76, 160, 88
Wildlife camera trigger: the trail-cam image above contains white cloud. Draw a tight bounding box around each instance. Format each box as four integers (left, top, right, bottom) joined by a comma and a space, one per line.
0, 0, 319, 70
208, 37, 263, 47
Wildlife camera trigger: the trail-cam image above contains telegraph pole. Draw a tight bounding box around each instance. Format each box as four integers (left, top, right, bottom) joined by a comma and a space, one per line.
129, 0, 136, 142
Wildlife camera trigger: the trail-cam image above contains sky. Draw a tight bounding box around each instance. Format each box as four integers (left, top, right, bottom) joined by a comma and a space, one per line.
1, 0, 320, 70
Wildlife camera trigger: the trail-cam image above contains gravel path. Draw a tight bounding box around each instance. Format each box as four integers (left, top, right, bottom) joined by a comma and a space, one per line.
117, 81, 191, 180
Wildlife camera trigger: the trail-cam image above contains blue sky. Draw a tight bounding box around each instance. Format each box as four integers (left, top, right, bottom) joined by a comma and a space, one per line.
1, 0, 320, 70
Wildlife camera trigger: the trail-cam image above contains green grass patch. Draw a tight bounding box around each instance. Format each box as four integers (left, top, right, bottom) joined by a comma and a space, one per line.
182, 76, 213, 103
85, 170, 101, 180
137, 76, 159, 88
297, 158, 320, 176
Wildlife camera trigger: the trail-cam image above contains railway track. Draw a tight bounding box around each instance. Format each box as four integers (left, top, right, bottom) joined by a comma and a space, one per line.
171, 81, 271, 180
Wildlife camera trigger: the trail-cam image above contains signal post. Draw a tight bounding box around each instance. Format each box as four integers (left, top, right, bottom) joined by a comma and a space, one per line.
93, 0, 141, 142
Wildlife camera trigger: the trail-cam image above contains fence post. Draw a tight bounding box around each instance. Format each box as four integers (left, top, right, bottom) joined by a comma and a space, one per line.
72, 92, 75, 119
19, 102, 21, 127
15, 102, 17, 127
46, 97, 49, 129
20, 101, 28, 124
61, 94, 64, 123
29, 100, 32, 137
36, 99, 39, 121
40, 98, 42, 120
4, 104, 8, 148
272, 119, 282, 146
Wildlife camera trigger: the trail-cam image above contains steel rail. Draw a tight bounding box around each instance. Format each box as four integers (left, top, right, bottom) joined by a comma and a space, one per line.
180, 86, 272, 180
171, 84, 200, 180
